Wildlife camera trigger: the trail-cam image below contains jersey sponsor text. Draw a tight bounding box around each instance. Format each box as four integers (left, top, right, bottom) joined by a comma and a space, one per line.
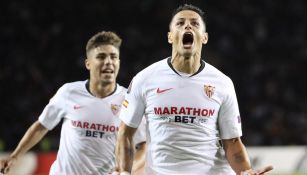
154, 106, 215, 117
71, 120, 119, 132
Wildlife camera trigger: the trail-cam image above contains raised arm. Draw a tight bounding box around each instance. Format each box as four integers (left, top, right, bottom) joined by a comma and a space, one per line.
222, 137, 273, 175
116, 122, 138, 174
0, 120, 48, 174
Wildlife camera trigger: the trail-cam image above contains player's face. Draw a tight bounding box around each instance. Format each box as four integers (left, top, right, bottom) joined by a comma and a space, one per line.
85, 44, 120, 85
168, 10, 208, 57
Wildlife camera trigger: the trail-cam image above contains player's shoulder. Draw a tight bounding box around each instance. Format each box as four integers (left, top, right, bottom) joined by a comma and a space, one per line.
134, 58, 168, 81
61, 80, 86, 90
55, 80, 87, 96
204, 62, 233, 84
48, 80, 86, 101
115, 84, 127, 94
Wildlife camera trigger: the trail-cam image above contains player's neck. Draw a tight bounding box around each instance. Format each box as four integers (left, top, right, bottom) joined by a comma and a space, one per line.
171, 54, 201, 74
88, 81, 116, 98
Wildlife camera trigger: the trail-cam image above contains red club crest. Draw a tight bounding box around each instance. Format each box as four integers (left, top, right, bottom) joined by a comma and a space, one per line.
204, 85, 215, 98
111, 104, 121, 115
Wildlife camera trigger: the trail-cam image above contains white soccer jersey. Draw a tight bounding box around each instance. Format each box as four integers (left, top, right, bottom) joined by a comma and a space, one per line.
38, 80, 145, 175
120, 58, 242, 175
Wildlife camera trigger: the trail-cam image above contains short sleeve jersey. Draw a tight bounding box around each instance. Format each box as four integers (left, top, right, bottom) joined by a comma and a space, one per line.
119, 58, 241, 175
39, 80, 145, 175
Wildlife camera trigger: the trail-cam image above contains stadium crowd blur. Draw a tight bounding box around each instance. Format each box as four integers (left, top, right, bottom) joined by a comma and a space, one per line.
0, 0, 306, 151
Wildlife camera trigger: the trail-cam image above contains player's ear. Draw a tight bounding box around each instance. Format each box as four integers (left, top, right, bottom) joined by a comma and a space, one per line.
168, 32, 173, 44
202, 32, 208, 44
85, 58, 90, 70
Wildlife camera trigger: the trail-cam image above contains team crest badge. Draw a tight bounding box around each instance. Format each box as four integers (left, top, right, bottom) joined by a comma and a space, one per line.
111, 104, 120, 115
204, 85, 215, 98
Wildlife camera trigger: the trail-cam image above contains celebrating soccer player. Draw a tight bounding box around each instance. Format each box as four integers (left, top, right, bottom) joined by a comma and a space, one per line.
0, 31, 146, 175
116, 4, 273, 175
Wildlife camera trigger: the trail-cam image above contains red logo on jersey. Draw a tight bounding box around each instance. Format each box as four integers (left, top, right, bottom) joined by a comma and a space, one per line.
111, 104, 120, 115
204, 85, 215, 98
156, 88, 173, 94
73, 105, 83, 110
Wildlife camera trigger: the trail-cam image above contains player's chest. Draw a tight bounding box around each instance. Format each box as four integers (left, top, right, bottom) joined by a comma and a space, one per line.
66, 96, 123, 125
145, 77, 223, 125
145, 77, 222, 109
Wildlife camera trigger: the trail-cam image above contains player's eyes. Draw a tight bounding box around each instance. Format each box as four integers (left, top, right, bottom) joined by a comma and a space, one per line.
96, 55, 106, 59
176, 21, 184, 26
111, 55, 118, 60
96, 53, 118, 61
191, 21, 199, 26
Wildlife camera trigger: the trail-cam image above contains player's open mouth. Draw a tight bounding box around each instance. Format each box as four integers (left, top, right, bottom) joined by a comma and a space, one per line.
182, 32, 194, 49
102, 69, 114, 74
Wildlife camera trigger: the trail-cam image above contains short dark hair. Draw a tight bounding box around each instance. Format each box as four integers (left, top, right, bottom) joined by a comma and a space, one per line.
171, 4, 206, 29
86, 31, 122, 55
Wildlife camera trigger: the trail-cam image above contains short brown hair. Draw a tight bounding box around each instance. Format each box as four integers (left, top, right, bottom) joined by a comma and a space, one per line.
171, 4, 206, 30
86, 31, 122, 55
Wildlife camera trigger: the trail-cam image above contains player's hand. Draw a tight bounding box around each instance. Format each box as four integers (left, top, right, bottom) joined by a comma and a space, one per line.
240, 165, 273, 175
0, 156, 17, 174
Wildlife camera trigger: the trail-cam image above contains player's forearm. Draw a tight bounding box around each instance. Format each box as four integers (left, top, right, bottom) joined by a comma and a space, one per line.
223, 138, 252, 175
11, 121, 48, 158
132, 142, 146, 173
116, 135, 134, 172
116, 122, 138, 173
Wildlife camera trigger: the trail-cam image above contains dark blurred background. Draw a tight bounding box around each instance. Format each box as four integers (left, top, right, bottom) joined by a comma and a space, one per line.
1, 0, 306, 151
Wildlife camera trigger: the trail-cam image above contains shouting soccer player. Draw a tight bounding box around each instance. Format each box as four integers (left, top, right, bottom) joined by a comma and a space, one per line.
116, 4, 273, 175
0, 31, 146, 175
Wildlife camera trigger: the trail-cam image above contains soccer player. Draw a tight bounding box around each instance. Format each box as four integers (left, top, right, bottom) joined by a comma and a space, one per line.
0, 31, 146, 175
116, 4, 273, 175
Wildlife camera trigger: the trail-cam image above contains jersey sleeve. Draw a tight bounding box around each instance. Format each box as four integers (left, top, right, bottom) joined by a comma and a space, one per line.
119, 75, 146, 128
38, 84, 68, 130
218, 79, 242, 139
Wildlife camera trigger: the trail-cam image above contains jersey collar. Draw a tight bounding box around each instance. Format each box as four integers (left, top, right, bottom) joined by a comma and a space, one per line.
167, 57, 205, 77
85, 80, 118, 98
